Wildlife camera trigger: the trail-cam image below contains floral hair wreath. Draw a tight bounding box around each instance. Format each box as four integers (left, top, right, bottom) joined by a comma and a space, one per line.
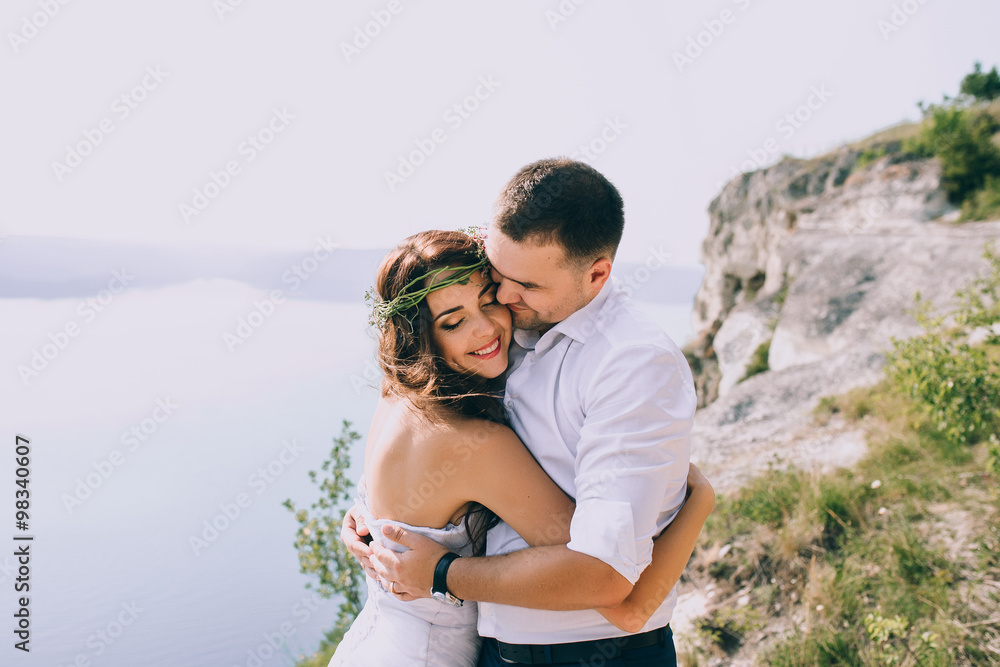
365, 226, 490, 331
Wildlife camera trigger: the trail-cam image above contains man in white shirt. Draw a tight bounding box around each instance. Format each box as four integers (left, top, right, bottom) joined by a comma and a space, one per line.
357, 158, 696, 665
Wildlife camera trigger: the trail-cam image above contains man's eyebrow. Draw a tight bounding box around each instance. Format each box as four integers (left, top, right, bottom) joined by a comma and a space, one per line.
491, 266, 539, 289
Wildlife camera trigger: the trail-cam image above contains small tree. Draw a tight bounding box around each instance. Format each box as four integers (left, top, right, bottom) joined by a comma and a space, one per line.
959, 61, 1000, 102
885, 244, 1000, 450
907, 104, 1000, 204
283, 421, 366, 650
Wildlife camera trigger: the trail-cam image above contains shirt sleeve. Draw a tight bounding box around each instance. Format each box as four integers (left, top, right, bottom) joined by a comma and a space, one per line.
565, 343, 695, 584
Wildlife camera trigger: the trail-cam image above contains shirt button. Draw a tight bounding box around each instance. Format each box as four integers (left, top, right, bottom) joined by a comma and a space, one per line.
504, 399, 513, 409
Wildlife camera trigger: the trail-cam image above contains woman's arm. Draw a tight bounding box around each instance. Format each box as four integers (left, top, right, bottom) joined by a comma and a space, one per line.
410, 425, 711, 621
451, 421, 576, 548
594, 463, 715, 632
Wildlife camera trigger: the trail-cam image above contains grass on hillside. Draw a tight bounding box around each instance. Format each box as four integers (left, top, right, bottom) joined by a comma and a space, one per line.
681, 376, 1000, 666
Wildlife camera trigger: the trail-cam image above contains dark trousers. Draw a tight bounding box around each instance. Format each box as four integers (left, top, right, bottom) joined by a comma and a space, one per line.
477, 627, 677, 666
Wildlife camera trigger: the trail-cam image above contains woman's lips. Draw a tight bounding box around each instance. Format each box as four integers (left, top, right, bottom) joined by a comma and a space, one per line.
470, 336, 501, 360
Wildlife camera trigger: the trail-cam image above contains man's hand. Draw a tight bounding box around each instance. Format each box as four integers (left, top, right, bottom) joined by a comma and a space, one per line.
341, 504, 376, 580
370, 525, 450, 601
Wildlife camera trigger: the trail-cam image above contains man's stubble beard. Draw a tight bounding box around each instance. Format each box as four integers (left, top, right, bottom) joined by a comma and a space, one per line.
510, 310, 550, 332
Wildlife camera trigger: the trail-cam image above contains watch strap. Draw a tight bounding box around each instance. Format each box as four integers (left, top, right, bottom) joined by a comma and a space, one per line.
432, 551, 462, 601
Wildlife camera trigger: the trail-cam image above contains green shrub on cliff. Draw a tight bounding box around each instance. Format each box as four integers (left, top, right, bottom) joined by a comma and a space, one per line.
906, 103, 1000, 205
885, 244, 1000, 449
283, 421, 365, 664
741, 338, 771, 382
960, 61, 1000, 103
687, 247, 1000, 665
961, 174, 1000, 223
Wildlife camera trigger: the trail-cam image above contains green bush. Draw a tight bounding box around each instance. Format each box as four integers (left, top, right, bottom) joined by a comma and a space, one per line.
960, 61, 1000, 102
960, 173, 1000, 222
741, 339, 771, 382
283, 421, 365, 659
885, 245, 1000, 450
854, 144, 889, 170
905, 104, 1000, 204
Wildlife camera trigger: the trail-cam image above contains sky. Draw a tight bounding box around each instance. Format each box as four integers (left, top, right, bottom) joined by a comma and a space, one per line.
3, 0, 1000, 266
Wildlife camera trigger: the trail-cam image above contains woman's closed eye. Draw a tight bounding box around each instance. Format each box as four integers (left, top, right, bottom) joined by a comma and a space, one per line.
440, 319, 463, 331
483, 286, 501, 306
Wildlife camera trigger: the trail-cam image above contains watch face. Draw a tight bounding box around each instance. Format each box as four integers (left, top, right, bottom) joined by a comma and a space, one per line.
432, 591, 463, 607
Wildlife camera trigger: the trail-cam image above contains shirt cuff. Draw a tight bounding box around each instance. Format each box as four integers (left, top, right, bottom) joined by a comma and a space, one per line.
566, 498, 648, 585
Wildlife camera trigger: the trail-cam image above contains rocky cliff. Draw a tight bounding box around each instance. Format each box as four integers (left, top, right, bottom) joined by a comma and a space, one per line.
686, 148, 1000, 491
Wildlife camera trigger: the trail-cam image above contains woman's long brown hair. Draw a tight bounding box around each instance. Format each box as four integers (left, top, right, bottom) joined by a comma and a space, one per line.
373, 229, 503, 554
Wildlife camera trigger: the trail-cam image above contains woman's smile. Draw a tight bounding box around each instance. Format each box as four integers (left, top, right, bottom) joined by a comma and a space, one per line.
469, 336, 501, 359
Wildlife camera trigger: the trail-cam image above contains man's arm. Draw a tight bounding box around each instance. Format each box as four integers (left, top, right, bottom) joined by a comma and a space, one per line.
596, 464, 715, 632
372, 526, 633, 609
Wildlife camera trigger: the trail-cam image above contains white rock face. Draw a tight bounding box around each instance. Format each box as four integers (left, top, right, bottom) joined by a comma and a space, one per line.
693, 152, 951, 339
712, 299, 778, 397
688, 149, 1000, 491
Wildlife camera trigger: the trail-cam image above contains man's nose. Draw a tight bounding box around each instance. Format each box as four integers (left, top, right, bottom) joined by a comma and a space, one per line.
495, 279, 517, 305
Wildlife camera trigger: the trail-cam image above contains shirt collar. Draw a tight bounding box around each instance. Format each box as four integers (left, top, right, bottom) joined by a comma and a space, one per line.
511, 277, 620, 355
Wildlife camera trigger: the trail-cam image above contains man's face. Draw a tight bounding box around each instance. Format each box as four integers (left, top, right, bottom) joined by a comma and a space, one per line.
484, 226, 593, 331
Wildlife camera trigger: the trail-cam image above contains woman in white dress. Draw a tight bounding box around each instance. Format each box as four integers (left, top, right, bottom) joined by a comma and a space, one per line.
329, 230, 714, 666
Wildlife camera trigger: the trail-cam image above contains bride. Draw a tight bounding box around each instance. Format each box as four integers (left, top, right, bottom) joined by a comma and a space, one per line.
329, 229, 714, 666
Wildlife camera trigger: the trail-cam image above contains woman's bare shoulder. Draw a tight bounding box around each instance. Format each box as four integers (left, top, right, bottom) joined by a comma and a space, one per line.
434, 417, 526, 465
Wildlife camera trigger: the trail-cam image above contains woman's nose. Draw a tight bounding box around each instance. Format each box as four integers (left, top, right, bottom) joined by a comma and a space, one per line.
471, 311, 494, 336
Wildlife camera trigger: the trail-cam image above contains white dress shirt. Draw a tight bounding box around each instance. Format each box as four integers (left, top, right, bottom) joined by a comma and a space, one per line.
477, 277, 696, 644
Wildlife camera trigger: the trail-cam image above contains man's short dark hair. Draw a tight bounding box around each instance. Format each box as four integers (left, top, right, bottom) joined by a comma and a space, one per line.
493, 157, 625, 264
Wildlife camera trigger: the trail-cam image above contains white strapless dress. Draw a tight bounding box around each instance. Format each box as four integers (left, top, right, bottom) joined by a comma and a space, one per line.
328, 479, 481, 666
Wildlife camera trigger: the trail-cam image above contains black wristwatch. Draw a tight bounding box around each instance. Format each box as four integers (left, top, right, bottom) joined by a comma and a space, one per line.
431, 552, 463, 607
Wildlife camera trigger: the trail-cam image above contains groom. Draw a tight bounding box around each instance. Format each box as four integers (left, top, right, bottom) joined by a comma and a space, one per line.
350, 157, 695, 665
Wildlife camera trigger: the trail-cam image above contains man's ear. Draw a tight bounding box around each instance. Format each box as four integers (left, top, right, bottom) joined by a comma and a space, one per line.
586, 257, 612, 296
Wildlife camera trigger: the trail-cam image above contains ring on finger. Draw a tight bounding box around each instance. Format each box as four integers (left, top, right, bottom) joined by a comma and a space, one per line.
389, 581, 397, 595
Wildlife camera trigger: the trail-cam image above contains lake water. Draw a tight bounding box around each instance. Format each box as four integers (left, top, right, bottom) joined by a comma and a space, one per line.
0, 279, 694, 666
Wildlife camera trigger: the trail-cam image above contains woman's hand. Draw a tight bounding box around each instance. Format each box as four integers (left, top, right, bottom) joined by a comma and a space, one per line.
341, 504, 377, 580
370, 525, 450, 601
